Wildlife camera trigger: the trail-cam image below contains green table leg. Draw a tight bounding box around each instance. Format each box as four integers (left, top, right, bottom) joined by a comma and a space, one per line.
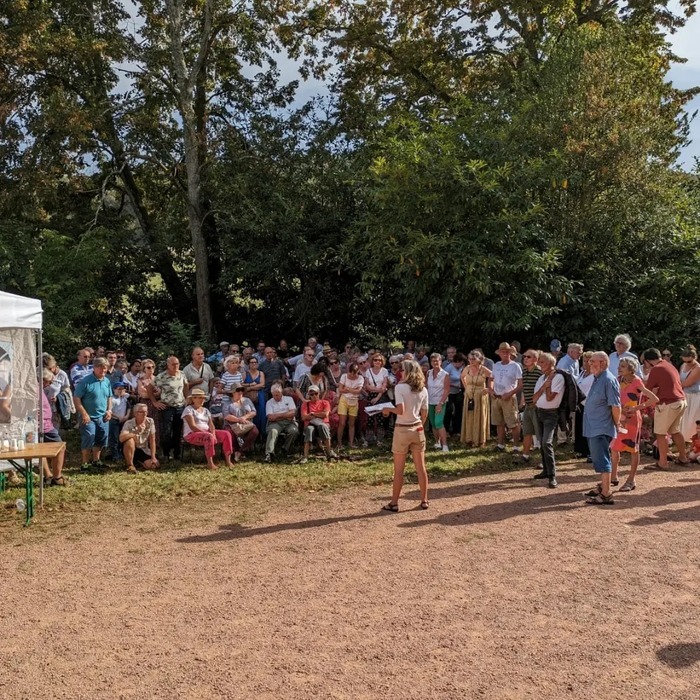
24, 460, 34, 526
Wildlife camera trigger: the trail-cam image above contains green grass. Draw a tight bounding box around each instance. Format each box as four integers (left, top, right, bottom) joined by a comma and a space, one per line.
0, 440, 531, 512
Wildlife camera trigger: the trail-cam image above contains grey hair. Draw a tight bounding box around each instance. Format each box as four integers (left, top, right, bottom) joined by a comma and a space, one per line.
134, 403, 148, 413
590, 351, 610, 367
538, 352, 556, 368
270, 382, 284, 393
614, 334, 632, 351
619, 357, 639, 374
93, 357, 109, 368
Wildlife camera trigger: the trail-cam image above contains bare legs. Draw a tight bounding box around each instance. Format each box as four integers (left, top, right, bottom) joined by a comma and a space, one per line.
388, 448, 429, 507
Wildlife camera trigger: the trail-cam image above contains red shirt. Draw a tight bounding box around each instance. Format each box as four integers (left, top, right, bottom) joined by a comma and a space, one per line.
301, 399, 330, 425
646, 360, 685, 404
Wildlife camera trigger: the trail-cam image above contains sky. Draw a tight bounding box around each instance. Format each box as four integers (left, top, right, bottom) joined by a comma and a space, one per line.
667, 9, 700, 169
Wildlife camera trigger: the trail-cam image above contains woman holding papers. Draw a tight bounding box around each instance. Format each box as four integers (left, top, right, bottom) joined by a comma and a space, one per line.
381, 360, 430, 512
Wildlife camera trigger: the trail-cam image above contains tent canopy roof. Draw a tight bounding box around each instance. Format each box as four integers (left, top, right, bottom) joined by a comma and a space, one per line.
0, 291, 43, 330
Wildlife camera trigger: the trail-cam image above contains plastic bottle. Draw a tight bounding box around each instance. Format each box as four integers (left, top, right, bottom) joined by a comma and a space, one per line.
25, 415, 36, 444
15, 499, 25, 512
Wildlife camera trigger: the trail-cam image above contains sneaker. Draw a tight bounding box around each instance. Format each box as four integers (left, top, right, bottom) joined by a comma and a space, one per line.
80, 462, 92, 472
533, 471, 548, 480
299, 457, 308, 464
442, 444, 450, 453
548, 478, 558, 488
92, 460, 106, 469
496, 444, 505, 451
264, 453, 272, 463
521, 453, 531, 462
433, 441, 441, 450
511, 446, 521, 454
327, 450, 338, 460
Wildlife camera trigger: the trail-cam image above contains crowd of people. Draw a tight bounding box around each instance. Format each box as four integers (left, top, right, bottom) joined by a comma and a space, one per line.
32, 334, 700, 511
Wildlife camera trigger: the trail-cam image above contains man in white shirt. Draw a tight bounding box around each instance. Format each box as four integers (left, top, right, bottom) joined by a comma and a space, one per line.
292, 348, 316, 387
532, 353, 566, 488
489, 342, 523, 452
265, 382, 299, 461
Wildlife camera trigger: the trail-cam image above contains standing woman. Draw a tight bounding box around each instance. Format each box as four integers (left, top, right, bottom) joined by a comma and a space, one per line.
427, 352, 451, 452
609, 357, 658, 491
364, 352, 390, 446
679, 345, 700, 441
124, 359, 142, 396
243, 356, 267, 435
460, 350, 492, 447
381, 360, 430, 511
574, 351, 595, 459
137, 358, 160, 447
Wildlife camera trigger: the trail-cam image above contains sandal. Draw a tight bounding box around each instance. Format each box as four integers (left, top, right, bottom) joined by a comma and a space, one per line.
619, 482, 636, 492
51, 476, 67, 486
586, 493, 615, 506
419, 501, 429, 510
585, 484, 602, 497
611, 478, 619, 486
126, 465, 137, 474
381, 502, 399, 512
645, 463, 671, 471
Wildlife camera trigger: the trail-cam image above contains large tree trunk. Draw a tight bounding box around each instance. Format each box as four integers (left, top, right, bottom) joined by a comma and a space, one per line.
166, 0, 216, 340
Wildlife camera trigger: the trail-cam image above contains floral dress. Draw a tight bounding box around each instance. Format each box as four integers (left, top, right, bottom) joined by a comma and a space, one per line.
610, 376, 644, 453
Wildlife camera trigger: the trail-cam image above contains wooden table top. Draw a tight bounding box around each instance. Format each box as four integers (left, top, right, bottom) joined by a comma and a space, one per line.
0, 442, 66, 461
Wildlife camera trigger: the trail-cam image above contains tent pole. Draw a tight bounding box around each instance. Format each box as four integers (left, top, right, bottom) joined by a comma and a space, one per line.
37, 329, 44, 508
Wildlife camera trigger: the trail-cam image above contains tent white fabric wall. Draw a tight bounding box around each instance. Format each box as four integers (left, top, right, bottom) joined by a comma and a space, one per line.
0, 291, 43, 443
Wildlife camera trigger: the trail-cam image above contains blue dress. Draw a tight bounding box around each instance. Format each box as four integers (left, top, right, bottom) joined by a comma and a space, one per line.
245, 371, 267, 434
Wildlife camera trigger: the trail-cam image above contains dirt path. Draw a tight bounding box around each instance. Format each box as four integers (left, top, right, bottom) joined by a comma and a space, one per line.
2, 458, 700, 699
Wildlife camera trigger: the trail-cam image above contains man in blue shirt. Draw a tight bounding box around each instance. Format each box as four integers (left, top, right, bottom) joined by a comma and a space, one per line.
74, 357, 113, 470
583, 352, 621, 505
206, 341, 230, 365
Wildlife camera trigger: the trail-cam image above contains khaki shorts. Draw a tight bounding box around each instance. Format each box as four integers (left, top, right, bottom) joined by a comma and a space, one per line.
392, 423, 426, 456
337, 396, 359, 417
491, 395, 519, 429
521, 405, 538, 436
654, 400, 687, 435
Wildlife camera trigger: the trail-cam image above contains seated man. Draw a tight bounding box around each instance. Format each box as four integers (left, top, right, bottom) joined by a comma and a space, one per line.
265, 382, 299, 462
300, 385, 336, 463
120, 402, 159, 473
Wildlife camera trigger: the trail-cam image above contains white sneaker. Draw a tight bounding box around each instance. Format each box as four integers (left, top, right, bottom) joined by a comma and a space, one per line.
511, 446, 521, 454
496, 444, 505, 451
442, 444, 450, 453
433, 442, 441, 450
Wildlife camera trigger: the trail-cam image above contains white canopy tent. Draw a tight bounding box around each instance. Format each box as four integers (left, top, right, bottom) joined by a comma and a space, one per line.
0, 290, 43, 442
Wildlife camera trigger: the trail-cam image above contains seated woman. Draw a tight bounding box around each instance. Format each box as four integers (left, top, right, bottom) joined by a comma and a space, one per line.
300, 385, 336, 463
119, 402, 159, 473
182, 388, 234, 469
224, 385, 259, 461
296, 363, 328, 403
41, 369, 67, 485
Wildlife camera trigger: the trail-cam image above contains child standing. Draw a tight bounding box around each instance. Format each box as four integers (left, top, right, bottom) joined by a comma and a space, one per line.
109, 382, 131, 461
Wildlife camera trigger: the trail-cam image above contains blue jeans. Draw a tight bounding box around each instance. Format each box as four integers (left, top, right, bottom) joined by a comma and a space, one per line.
79, 418, 109, 450
587, 435, 613, 473
108, 418, 124, 460
536, 408, 559, 478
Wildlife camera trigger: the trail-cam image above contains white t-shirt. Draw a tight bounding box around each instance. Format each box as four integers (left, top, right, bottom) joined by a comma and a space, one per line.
394, 383, 429, 425
534, 373, 565, 409
339, 374, 364, 406
364, 367, 389, 394
182, 405, 212, 437
492, 361, 522, 395
266, 396, 297, 417
426, 368, 449, 405
293, 363, 312, 385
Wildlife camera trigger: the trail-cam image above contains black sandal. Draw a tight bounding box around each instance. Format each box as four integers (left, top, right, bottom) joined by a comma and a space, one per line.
381, 502, 399, 512
51, 476, 67, 486
419, 501, 429, 510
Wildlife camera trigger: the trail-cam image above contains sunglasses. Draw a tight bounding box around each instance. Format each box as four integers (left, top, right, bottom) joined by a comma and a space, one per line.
308, 391, 319, 396
662, 353, 671, 356
330, 361, 339, 365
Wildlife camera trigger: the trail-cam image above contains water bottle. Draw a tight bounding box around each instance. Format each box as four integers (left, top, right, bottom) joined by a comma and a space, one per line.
15, 498, 26, 512
25, 414, 36, 444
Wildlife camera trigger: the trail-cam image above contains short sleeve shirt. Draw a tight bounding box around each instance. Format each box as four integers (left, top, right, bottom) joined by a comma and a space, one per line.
121, 417, 155, 453
394, 383, 429, 425
583, 370, 621, 438
154, 371, 187, 408
183, 362, 214, 399
74, 373, 112, 419
647, 361, 685, 404
266, 396, 297, 417
227, 398, 256, 419
492, 361, 522, 395
182, 405, 212, 437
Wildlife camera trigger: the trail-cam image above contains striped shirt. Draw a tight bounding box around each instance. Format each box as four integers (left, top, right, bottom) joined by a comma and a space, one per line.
522, 367, 543, 406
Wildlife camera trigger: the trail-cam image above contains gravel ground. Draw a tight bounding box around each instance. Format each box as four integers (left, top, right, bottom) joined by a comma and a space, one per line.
2, 457, 700, 699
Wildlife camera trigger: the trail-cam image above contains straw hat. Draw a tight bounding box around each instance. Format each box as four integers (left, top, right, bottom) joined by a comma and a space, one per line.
186, 387, 207, 404
496, 342, 516, 357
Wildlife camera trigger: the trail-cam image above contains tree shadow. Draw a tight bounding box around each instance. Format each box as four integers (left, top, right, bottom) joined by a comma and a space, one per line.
657, 642, 700, 668
397, 483, 700, 529
176, 510, 389, 544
